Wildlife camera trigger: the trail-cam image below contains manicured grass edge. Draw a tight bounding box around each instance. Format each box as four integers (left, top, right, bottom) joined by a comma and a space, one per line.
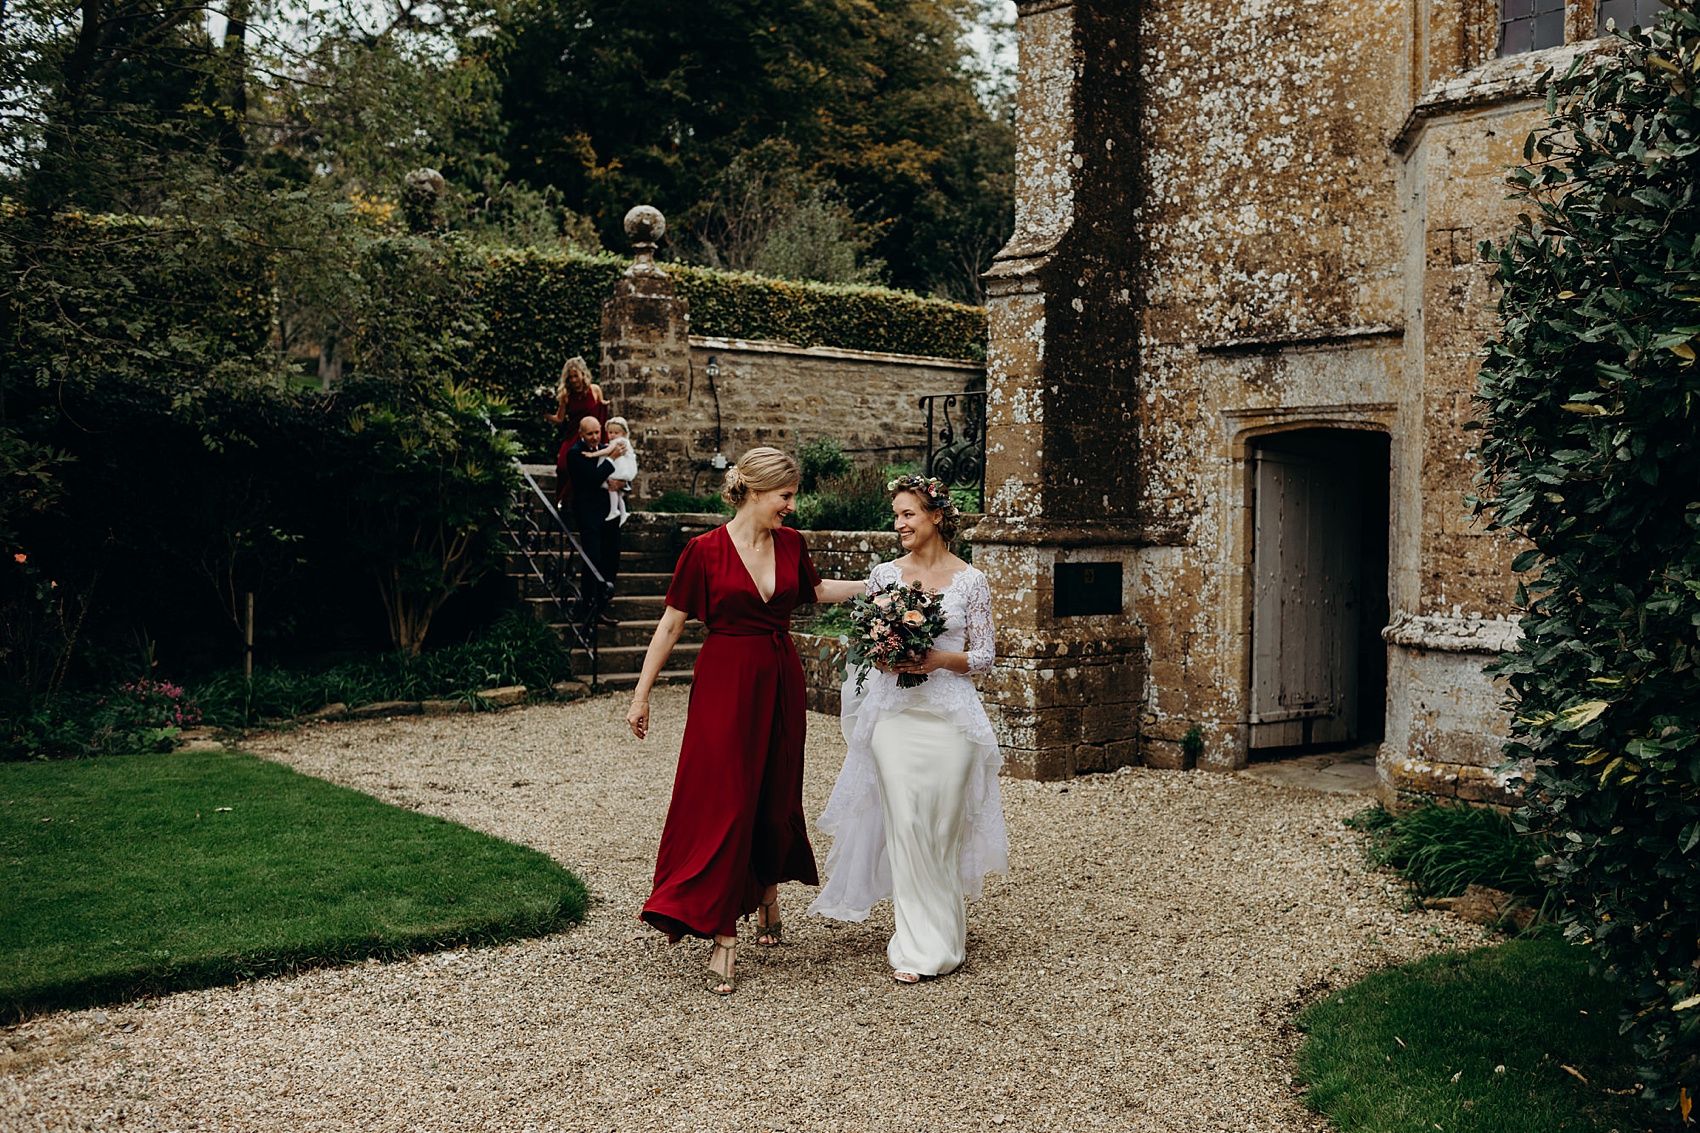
1291, 937, 1647, 1133
2, 879, 587, 1023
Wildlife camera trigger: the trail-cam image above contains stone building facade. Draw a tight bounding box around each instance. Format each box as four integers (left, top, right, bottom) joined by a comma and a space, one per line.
981, 0, 1651, 797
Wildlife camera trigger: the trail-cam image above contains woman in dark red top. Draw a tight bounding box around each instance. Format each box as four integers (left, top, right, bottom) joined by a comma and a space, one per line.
545, 357, 609, 499
627, 447, 862, 994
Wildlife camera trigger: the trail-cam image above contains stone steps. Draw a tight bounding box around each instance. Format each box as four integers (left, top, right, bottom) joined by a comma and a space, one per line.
507, 570, 675, 602
528, 605, 706, 649
558, 641, 702, 676
597, 669, 696, 691
504, 503, 727, 686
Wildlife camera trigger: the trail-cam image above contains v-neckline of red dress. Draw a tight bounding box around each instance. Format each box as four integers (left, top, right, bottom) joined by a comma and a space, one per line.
723, 524, 782, 605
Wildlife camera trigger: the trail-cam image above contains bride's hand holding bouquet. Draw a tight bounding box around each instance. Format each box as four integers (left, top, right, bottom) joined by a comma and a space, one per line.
845, 579, 949, 692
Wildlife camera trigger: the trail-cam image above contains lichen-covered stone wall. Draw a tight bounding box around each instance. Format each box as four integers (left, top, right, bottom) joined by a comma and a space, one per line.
986, 0, 1601, 794
978, 0, 1150, 781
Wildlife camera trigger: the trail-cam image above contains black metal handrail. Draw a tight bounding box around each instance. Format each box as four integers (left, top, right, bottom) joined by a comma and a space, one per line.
920, 388, 988, 498
499, 460, 611, 685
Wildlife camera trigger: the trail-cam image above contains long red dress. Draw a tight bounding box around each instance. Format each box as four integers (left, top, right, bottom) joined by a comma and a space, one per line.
641, 523, 823, 940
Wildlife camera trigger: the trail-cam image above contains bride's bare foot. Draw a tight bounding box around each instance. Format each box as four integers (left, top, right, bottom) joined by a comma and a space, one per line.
754, 885, 783, 946
706, 936, 737, 995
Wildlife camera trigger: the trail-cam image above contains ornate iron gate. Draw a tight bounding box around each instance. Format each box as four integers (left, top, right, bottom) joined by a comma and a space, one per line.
919, 385, 987, 499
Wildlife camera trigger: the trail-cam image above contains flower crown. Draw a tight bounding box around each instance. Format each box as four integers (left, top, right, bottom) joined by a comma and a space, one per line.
886, 474, 960, 521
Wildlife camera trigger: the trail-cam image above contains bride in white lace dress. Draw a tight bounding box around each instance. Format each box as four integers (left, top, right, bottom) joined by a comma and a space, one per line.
809, 475, 1009, 982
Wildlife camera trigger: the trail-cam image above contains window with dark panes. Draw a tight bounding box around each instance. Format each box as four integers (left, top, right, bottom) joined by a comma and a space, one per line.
1598, 0, 1669, 31
1500, 0, 1566, 55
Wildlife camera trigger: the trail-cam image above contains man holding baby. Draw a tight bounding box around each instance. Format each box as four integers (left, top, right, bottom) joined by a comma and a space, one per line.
561, 414, 636, 626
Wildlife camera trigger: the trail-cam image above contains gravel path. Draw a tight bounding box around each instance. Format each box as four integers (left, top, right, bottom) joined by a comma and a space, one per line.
1, 688, 1487, 1132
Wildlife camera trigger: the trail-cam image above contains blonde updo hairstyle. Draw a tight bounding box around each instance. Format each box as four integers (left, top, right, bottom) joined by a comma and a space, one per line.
722, 447, 802, 510
887, 473, 962, 542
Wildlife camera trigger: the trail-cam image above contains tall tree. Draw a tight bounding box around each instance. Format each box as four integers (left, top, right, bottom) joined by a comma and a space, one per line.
492, 0, 1012, 297
5, 0, 225, 213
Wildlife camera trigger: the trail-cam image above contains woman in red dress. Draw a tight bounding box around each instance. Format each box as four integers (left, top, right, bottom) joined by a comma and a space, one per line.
544, 357, 609, 503
626, 447, 862, 994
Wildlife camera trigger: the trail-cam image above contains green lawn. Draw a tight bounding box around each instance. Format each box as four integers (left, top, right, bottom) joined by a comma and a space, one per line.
0, 750, 586, 1019
1296, 938, 1650, 1133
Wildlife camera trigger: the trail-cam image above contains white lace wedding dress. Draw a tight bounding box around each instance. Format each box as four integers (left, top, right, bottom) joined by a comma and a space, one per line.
809, 562, 1009, 976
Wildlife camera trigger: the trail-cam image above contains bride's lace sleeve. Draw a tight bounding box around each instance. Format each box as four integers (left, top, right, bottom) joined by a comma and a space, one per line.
866, 560, 894, 597
965, 569, 995, 675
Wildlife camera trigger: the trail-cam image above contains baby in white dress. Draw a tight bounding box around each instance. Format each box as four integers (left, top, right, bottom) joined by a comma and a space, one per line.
595, 417, 638, 525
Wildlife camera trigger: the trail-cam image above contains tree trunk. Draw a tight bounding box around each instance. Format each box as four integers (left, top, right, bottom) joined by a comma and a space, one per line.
219, 0, 252, 170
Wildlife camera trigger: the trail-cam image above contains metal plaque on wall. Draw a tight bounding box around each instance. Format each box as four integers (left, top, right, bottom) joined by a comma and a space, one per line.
1054, 562, 1123, 617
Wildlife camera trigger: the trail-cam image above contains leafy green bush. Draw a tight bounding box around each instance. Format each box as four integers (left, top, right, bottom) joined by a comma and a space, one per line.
797, 466, 894, 532
801, 605, 856, 638
4, 212, 534, 693
343, 377, 521, 655
189, 610, 574, 729
2, 611, 575, 757
798, 436, 853, 493
949, 486, 983, 514
1472, 9, 1700, 1117
2, 683, 200, 761
1347, 803, 1546, 901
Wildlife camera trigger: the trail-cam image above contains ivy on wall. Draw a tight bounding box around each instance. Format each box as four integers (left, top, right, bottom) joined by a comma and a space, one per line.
1473, 6, 1700, 1122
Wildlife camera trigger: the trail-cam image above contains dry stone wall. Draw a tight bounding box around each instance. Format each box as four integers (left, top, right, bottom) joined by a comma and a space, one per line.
683, 338, 978, 483
603, 318, 983, 502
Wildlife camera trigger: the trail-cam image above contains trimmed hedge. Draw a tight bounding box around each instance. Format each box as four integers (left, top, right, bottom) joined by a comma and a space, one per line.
8, 213, 984, 460
468, 248, 626, 416
670, 265, 986, 361
428, 244, 987, 436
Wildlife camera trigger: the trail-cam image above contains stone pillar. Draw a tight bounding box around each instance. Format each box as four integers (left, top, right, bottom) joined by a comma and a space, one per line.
977, 0, 1148, 780
599, 205, 704, 498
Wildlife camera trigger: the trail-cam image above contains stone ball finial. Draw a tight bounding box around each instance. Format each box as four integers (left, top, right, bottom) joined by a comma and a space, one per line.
624, 205, 666, 245
623, 205, 667, 276
404, 167, 446, 196
401, 167, 447, 233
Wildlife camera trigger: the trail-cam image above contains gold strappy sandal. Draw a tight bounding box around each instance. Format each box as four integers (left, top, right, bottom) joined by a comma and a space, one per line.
753, 897, 784, 947
705, 938, 737, 996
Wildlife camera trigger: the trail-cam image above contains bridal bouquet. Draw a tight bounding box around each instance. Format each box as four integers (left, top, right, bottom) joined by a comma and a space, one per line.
844, 579, 949, 693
